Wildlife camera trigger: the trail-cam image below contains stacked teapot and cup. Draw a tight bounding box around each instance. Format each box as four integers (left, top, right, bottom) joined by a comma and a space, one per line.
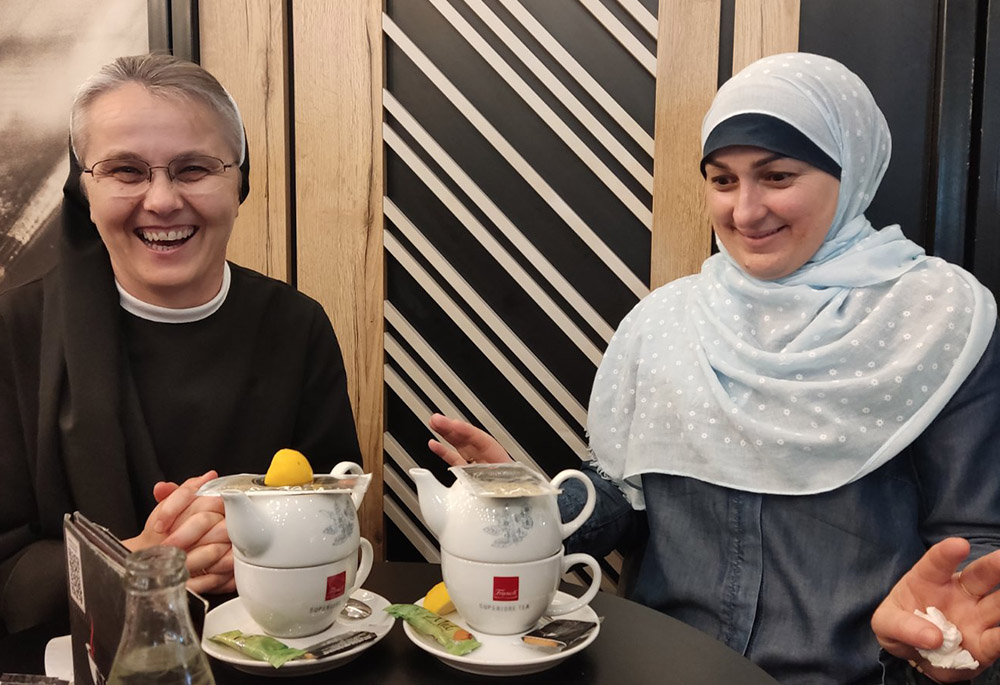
411, 462, 602, 635
198, 462, 373, 638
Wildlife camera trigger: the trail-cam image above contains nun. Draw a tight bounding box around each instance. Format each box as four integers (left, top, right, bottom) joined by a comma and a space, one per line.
0, 53, 360, 633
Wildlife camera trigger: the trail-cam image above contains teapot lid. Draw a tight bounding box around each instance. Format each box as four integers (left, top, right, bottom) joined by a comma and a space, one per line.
196, 472, 371, 497
450, 463, 561, 498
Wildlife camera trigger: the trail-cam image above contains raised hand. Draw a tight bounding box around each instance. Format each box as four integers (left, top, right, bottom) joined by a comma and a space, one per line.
872, 537, 1000, 682
427, 413, 512, 466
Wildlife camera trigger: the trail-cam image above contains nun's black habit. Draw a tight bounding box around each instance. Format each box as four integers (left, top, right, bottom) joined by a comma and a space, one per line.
0, 147, 360, 633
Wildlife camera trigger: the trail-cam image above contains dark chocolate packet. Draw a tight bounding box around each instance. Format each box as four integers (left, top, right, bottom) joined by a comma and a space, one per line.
521, 619, 598, 651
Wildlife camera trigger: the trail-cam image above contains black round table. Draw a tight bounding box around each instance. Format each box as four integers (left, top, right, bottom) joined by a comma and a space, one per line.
1, 561, 778, 684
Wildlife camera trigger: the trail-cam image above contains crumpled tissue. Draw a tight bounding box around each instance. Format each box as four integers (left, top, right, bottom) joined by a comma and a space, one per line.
914, 607, 979, 670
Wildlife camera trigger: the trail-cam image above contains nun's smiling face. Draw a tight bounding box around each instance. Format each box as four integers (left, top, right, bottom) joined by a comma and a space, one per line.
704, 146, 840, 281
80, 83, 240, 308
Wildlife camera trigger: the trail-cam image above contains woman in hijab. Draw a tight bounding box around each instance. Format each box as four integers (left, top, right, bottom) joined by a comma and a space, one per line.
0, 54, 360, 633
428, 53, 1000, 683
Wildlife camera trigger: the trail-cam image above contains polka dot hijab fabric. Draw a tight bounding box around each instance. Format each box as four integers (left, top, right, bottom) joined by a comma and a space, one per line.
587, 54, 997, 503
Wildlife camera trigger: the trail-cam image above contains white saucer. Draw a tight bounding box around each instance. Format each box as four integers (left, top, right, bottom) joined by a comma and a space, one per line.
201, 588, 394, 677
401, 593, 600, 676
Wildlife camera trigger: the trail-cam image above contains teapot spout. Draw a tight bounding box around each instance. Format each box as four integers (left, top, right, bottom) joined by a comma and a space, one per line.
409, 468, 447, 539
220, 490, 272, 557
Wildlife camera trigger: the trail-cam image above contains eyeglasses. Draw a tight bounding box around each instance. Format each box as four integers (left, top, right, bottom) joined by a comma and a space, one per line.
82, 155, 236, 196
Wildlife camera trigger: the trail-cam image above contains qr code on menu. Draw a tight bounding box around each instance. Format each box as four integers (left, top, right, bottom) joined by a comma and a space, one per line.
66, 532, 85, 612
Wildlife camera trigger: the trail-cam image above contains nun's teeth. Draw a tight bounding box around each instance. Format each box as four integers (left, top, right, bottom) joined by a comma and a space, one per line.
140, 227, 194, 242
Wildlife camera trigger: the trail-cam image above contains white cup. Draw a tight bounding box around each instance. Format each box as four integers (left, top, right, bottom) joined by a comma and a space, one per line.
441, 546, 601, 635
234, 537, 373, 637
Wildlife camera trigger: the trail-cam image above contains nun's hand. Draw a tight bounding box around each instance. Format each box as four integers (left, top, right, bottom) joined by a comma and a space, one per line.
124, 471, 220, 549
178, 540, 235, 595
428, 413, 512, 466
872, 537, 1000, 682
124, 471, 235, 594
161, 511, 234, 594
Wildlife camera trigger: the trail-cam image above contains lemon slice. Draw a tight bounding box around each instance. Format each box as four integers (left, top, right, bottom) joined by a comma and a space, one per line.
264, 448, 314, 486
424, 581, 455, 615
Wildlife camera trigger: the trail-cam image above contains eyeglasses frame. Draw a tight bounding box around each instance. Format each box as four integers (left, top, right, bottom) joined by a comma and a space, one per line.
81, 155, 237, 187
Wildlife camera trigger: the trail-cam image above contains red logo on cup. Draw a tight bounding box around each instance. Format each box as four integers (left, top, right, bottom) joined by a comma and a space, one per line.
493, 576, 519, 601
326, 571, 346, 600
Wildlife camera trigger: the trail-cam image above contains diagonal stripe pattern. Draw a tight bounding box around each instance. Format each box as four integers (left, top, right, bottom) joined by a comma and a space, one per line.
382, 0, 656, 589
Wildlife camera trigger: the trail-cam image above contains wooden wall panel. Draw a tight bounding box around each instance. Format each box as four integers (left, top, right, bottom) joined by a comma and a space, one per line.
200, 0, 290, 282
651, 0, 720, 288
733, 0, 800, 73
292, 0, 385, 558
651, 0, 800, 288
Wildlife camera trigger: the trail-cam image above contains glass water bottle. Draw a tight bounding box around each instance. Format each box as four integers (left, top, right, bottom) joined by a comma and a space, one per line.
108, 546, 215, 685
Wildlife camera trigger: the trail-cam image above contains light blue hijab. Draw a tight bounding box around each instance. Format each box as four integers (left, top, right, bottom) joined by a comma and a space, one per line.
588, 53, 997, 503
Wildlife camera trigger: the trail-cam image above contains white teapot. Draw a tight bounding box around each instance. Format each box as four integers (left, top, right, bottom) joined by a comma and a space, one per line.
410, 463, 595, 563
198, 461, 370, 568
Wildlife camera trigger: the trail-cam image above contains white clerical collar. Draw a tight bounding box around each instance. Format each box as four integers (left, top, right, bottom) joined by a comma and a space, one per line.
116, 263, 231, 324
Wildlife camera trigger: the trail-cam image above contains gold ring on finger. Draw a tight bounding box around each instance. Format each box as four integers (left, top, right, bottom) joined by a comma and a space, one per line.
958, 570, 985, 599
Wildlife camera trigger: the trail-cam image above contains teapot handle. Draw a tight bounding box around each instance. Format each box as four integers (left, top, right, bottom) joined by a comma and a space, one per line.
330, 461, 366, 509
552, 469, 596, 540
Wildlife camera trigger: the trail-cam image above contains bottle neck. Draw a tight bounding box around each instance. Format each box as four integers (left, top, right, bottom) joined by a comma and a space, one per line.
109, 546, 214, 685
120, 584, 198, 646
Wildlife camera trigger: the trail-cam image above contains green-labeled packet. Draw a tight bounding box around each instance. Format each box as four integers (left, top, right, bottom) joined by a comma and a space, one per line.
209, 630, 307, 668
385, 603, 482, 656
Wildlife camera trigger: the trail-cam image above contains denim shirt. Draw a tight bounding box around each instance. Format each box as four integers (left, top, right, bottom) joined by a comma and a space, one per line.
561, 327, 1000, 684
